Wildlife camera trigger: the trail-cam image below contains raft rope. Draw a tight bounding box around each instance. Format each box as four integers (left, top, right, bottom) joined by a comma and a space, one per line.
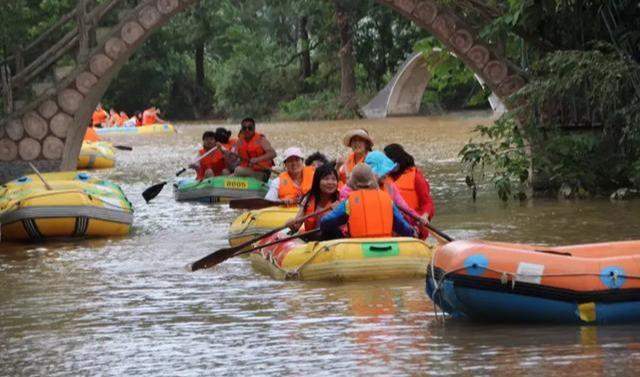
283, 243, 327, 280
3, 188, 129, 212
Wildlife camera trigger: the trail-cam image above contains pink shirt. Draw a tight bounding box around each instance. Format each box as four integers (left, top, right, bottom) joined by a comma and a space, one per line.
339, 181, 421, 221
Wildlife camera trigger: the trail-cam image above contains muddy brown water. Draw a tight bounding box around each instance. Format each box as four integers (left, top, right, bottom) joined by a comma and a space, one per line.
2, 112, 640, 376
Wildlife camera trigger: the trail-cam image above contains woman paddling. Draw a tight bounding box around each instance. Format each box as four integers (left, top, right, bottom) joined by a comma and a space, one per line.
288, 164, 340, 239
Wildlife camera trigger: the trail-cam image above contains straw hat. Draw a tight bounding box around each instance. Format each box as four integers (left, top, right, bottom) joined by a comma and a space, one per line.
347, 163, 379, 190
342, 129, 374, 147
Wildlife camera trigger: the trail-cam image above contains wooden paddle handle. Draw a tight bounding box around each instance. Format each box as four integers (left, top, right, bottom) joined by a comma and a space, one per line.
398, 206, 453, 243
28, 162, 53, 191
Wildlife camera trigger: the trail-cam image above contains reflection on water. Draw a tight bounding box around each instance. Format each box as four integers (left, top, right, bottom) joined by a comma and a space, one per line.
2, 112, 640, 375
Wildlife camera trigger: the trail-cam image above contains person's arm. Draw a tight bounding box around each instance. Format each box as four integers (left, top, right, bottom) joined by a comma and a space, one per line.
320, 201, 348, 232
415, 169, 435, 220
264, 177, 280, 201
392, 204, 416, 237
251, 137, 276, 163
387, 181, 420, 219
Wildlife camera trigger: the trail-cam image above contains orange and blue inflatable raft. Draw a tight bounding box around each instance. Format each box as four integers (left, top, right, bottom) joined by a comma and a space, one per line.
427, 240, 640, 324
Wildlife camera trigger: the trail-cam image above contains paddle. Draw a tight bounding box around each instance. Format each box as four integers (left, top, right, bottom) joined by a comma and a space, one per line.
229, 198, 285, 210
397, 206, 453, 244
188, 205, 334, 271
28, 162, 53, 191
142, 146, 219, 203
189, 228, 321, 271
114, 145, 133, 151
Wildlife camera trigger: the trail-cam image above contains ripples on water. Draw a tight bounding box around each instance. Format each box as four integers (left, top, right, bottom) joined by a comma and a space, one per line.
2, 113, 640, 376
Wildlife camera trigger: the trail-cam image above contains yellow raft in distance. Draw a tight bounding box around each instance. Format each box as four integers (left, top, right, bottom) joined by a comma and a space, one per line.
77, 141, 116, 169
227, 206, 298, 247
0, 171, 133, 242
250, 235, 435, 282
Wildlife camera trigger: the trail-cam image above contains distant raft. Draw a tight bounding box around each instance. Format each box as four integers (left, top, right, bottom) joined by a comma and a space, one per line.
173, 176, 267, 203
94, 123, 175, 136
77, 141, 116, 169
250, 233, 435, 281
0, 172, 133, 241
427, 240, 640, 324
228, 206, 298, 247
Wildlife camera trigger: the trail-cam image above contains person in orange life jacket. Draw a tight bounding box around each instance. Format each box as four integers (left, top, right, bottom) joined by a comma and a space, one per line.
338, 129, 373, 184
288, 164, 340, 239
305, 152, 329, 168
189, 131, 223, 180
142, 107, 165, 125
108, 108, 123, 127
233, 118, 276, 181
265, 147, 315, 205
134, 112, 143, 127
212, 127, 238, 175
383, 144, 435, 223
320, 163, 415, 240
91, 103, 108, 128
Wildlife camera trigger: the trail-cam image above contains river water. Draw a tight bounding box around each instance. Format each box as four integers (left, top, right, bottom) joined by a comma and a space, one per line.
2, 112, 640, 376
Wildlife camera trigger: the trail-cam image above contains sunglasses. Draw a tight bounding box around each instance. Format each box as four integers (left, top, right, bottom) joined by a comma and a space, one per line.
241, 126, 254, 131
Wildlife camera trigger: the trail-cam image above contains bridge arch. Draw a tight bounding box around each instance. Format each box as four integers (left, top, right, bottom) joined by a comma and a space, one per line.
0, 0, 525, 183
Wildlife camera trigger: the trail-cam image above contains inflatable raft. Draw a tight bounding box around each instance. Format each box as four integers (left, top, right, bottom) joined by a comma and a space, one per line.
250, 233, 434, 281
0, 172, 133, 241
173, 176, 267, 203
427, 240, 640, 324
94, 123, 175, 136
228, 206, 298, 247
77, 141, 116, 169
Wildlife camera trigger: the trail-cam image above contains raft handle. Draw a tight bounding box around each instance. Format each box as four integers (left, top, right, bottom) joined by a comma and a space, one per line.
369, 245, 393, 252
534, 249, 572, 257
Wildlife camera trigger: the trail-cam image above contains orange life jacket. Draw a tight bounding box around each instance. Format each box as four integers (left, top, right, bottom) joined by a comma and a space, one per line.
110, 113, 123, 127
347, 189, 393, 238
83, 127, 101, 142
392, 167, 419, 212
237, 132, 274, 171
92, 109, 107, 126
196, 148, 225, 180
339, 152, 366, 183
303, 195, 335, 231
278, 166, 315, 202
142, 109, 157, 125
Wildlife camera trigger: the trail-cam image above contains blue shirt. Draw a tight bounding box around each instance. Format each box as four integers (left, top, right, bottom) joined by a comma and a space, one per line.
320, 200, 415, 238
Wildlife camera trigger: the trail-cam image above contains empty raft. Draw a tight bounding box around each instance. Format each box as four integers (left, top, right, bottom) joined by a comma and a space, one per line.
77, 141, 116, 169
250, 233, 435, 281
427, 240, 640, 324
173, 176, 267, 203
0, 172, 133, 241
227, 206, 298, 247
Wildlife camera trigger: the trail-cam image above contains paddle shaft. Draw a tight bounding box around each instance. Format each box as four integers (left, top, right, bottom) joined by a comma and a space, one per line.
176, 145, 220, 177
28, 162, 53, 191
232, 228, 321, 258
397, 206, 453, 243
189, 205, 332, 271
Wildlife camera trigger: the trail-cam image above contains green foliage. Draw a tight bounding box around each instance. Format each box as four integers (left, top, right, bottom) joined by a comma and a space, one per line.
460, 116, 530, 201
277, 90, 361, 120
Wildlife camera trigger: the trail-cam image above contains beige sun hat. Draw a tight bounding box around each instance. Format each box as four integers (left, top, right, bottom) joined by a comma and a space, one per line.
342, 128, 374, 147
347, 163, 379, 190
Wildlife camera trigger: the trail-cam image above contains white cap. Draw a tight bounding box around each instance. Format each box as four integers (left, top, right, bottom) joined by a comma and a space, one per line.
283, 147, 304, 162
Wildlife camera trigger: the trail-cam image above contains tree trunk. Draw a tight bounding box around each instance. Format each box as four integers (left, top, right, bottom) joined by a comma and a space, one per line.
299, 16, 312, 83
77, 0, 90, 63
333, 1, 357, 109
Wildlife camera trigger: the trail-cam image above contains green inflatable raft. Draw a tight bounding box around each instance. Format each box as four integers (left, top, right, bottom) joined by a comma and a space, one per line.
173, 176, 268, 203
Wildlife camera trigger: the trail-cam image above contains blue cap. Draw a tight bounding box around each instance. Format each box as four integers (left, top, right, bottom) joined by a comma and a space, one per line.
364, 151, 397, 177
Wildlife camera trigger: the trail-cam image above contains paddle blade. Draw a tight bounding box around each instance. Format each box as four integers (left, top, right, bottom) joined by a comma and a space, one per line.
114, 145, 133, 151
142, 181, 167, 203
229, 198, 281, 210
188, 246, 238, 271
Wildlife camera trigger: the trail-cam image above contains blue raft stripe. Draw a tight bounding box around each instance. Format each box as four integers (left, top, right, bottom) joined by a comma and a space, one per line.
463, 254, 489, 276
600, 266, 626, 289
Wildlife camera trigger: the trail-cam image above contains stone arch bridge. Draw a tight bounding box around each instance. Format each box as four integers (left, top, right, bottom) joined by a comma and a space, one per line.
0, 0, 525, 183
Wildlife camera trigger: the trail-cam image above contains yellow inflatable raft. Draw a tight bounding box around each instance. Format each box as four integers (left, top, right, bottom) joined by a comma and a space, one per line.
0, 172, 133, 241
250, 233, 435, 281
228, 206, 298, 247
77, 141, 116, 169
94, 123, 176, 136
